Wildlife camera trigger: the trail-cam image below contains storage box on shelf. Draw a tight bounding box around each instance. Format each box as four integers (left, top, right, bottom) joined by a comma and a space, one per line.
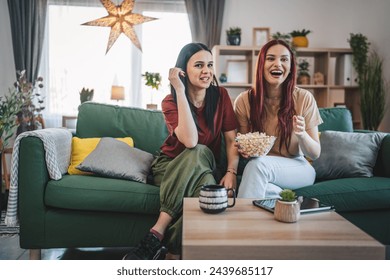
212, 45, 361, 128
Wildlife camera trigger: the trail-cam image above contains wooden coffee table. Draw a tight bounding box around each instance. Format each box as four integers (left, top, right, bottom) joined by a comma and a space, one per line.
182, 198, 385, 260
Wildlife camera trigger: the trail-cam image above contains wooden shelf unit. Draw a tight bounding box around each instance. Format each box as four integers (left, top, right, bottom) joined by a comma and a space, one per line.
212, 45, 361, 128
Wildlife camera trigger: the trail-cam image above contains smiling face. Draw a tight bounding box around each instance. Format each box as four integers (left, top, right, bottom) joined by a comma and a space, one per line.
263, 44, 292, 87
186, 50, 214, 91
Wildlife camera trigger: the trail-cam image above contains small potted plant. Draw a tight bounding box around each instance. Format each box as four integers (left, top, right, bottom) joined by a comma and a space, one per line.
271, 32, 293, 50
272, 31, 292, 42
290, 29, 312, 48
226, 27, 241, 46
297, 59, 311, 85
142, 71, 162, 110
79, 87, 94, 104
274, 189, 300, 223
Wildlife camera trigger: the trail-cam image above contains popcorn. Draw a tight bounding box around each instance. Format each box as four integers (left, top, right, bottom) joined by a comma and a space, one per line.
235, 132, 276, 157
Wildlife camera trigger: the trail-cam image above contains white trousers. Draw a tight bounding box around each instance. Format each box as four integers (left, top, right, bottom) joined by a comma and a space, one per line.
237, 155, 316, 199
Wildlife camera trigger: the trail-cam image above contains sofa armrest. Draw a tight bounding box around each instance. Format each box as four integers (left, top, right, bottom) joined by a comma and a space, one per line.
376, 134, 390, 177
18, 137, 51, 247
17, 128, 72, 248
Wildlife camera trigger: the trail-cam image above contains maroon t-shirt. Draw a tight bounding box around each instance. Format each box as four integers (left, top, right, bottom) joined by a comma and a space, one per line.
160, 87, 237, 160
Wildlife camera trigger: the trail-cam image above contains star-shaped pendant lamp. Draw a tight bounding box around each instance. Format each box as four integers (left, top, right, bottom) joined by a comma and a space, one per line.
82, 0, 157, 53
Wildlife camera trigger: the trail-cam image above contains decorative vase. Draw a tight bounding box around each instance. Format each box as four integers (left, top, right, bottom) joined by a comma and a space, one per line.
227, 35, 241, 46
274, 200, 300, 223
292, 36, 309, 48
219, 73, 227, 83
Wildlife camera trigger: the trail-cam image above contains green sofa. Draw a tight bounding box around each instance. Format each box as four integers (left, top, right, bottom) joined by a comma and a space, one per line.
17, 102, 390, 259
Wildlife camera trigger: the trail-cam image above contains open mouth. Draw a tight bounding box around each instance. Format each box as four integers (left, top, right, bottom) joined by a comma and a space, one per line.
270, 70, 283, 77
200, 77, 210, 81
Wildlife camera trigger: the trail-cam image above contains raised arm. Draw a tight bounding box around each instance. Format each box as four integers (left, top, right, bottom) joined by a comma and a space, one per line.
168, 67, 198, 148
293, 115, 321, 160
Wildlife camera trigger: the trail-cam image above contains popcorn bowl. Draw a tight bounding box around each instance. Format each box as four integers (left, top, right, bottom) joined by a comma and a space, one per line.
235, 132, 276, 157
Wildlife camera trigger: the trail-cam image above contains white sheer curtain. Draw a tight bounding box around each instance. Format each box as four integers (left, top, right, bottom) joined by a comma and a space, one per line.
40, 0, 188, 128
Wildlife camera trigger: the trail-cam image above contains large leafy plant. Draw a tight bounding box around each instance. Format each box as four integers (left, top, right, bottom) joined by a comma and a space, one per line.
359, 51, 386, 131
348, 33, 387, 130
0, 90, 24, 150
0, 70, 45, 149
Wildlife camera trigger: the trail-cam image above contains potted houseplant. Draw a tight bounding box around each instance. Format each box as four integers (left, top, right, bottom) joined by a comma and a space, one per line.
290, 29, 312, 48
297, 59, 311, 85
1, 70, 44, 209
12, 70, 45, 136
1, 89, 24, 151
274, 189, 300, 223
142, 71, 162, 110
226, 27, 241, 46
348, 33, 387, 131
271, 32, 293, 50
79, 87, 94, 104
272, 31, 292, 42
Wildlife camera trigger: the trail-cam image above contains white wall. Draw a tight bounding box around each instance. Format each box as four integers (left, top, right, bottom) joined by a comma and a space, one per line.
1, 0, 389, 131
0, 0, 16, 98
222, 0, 390, 132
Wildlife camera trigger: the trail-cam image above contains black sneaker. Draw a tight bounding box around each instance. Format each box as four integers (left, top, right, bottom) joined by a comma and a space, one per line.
122, 232, 167, 260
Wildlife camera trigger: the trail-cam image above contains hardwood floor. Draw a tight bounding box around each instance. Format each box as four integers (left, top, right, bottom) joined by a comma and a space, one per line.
0, 235, 132, 260
1, 234, 389, 260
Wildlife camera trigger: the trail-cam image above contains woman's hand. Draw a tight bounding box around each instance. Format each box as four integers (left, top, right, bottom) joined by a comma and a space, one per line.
219, 172, 236, 197
293, 115, 321, 160
168, 67, 185, 93
235, 141, 250, 158
293, 115, 305, 138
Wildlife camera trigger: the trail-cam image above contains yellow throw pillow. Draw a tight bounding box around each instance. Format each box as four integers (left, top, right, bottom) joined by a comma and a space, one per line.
68, 137, 134, 175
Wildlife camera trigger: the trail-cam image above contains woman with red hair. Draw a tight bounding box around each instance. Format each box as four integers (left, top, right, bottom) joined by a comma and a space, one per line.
234, 39, 322, 198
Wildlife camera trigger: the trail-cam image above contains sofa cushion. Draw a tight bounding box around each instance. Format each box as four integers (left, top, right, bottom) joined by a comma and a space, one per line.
313, 131, 384, 180
318, 107, 353, 132
68, 136, 134, 175
295, 177, 390, 212
77, 102, 168, 155
77, 137, 154, 183
45, 175, 160, 214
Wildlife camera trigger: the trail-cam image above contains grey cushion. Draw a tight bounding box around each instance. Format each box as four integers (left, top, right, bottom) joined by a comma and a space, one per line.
313, 131, 385, 179
77, 137, 154, 183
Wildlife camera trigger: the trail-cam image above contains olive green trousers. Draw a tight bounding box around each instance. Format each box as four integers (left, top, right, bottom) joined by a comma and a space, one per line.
152, 144, 217, 255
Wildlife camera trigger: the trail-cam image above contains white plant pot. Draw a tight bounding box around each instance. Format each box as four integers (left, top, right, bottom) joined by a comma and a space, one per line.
274, 200, 300, 223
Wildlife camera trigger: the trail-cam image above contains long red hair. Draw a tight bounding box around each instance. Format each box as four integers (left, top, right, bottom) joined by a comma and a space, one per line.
249, 39, 297, 154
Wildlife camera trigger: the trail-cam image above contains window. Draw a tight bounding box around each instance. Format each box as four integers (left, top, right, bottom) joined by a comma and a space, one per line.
141, 11, 191, 109
43, 1, 191, 126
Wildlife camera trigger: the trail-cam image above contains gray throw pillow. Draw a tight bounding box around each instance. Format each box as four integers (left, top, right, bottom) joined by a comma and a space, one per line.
76, 137, 154, 183
312, 131, 385, 180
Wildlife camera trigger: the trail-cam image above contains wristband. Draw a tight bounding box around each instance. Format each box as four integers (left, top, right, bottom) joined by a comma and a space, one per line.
226, 169, 237, 176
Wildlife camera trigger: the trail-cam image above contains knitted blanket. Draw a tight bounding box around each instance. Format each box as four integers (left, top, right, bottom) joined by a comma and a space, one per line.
5, 128, 72, 227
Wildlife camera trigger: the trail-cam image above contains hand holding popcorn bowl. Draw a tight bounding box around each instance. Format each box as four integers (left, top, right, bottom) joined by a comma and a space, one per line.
235, 132, 277, 157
